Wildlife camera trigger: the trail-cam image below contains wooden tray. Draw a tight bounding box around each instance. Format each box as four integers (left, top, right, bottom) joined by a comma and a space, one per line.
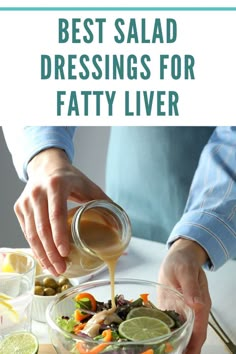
38, 344, 56, 353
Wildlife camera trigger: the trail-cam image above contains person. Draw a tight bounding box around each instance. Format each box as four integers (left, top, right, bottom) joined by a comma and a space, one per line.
3, 126, 236, 353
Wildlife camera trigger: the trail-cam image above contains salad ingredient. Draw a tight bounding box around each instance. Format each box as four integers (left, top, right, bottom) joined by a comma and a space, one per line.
34, 286, 44, 296
127, 307, 175, 328
165, 342, 174, 353
44, 287, 57, 296
76, 329, 112, 354
74, 292, 97, 322
43, 277, 58, 289
56, 292, 184, 353
163, 310, 182, 329
139, 293, 149, 304
0, 299, 19, 323
75, 293, 97, 312
0, 292, 12, 300
57, 316, 78, 333
34, 276, 72, 296
0, 332, 38, 354
74, 322, 86, 334
118, 316, 171, 341
80, 309, 112, 337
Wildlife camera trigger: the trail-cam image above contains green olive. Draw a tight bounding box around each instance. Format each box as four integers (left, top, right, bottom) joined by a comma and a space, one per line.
61, 284, 71, 292
43, 277, 58, 289
56, 286, 62, 293
44, 287, 56, 296
34, 285, 44, 296
58, 276, 70, 287
35, 280, 42, 287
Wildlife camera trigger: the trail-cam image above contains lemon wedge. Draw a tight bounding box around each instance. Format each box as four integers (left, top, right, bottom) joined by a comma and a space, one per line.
2, 251, 42, 276
2, 262, 15, 273
0, 292, 12, 300
0, 299, 19, 323
2, 253, 24, 273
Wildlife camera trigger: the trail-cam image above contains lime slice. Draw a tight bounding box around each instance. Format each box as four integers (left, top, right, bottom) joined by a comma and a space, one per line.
127, 307, 175, 328
118, 316, 171, 341
0, 332, 39, 354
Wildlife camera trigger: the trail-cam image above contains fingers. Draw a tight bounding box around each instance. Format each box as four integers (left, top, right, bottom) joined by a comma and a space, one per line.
13, 160, 110, 275
32, 189, 67, 275
158, 247, 211, 354
47, 176, 71, 258
15, 187, 64, 275
181, 269, 211, 354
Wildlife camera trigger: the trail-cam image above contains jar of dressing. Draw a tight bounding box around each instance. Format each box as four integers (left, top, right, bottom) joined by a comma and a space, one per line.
63, 200, 132, 278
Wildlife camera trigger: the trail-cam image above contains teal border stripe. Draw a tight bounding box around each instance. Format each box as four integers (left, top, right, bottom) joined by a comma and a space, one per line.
0, 7, 236, 11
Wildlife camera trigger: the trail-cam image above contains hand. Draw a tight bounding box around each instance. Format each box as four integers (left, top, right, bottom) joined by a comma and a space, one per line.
14, 148, 110, 275
158, 238, 211, 354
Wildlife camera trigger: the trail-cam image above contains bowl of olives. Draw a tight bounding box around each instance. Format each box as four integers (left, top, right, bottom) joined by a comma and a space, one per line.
32, 274, 75, 322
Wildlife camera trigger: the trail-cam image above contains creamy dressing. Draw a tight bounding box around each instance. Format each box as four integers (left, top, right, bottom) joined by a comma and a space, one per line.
64, 205, 130, 337
75, 216, 127, 336
80, 218, 126, 309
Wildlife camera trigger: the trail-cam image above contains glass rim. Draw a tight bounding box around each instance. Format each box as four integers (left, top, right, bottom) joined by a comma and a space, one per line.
72, 200, 131, 256
46, 277, 195, 346
0, 250, 36, 275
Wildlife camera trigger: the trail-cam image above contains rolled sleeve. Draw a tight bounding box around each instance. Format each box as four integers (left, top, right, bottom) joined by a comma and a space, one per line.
168, 126, 236, 271
168, 209, 236, 271
3, 126, 76, 182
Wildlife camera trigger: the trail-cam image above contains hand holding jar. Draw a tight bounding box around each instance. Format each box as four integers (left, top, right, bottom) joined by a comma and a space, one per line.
14, 148, 112, 276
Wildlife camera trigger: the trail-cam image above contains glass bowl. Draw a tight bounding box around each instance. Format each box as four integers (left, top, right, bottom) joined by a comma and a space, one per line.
46, 278, 194, 354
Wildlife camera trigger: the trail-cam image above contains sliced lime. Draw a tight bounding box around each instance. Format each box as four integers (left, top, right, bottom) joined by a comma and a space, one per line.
0, 332, 39, 354
118, 316, 171, 341
127, 307, 175, 328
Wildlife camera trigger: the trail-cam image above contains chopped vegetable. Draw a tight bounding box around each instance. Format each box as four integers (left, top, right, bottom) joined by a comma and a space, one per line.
56, 317, 78, 333
74, 322, 86, 334
74, 292, 97, 321
76, 329, 112, 354
141, 350, 154, 354
139, 293, 149, 304
165, 342, 174, 353
56, 292, 184, 354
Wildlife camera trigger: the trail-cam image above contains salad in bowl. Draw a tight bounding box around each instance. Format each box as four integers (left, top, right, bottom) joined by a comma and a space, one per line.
46, 279, 194, 354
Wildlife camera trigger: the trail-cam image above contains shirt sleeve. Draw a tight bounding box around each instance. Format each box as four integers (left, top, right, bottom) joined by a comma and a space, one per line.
168, 126, 236, 271
2, 126, 76, 182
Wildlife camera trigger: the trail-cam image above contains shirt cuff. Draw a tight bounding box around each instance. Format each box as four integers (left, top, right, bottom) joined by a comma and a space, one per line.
167, 210, 236, 271
21, 127, 76, 181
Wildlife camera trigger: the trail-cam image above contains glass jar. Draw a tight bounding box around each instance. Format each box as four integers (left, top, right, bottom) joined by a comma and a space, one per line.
63, 200, 132, 278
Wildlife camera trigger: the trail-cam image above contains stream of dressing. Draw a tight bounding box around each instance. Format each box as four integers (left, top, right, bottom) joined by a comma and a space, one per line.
80, 218, 125, 309
79, 218, 126, 336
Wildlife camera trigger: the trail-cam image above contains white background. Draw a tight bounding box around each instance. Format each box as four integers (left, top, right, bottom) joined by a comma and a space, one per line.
0, 2, 236, 124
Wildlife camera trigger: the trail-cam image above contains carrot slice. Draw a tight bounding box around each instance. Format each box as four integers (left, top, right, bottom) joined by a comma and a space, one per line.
76, 329, 112, 354
74, 292, 97, 321
141, 349, 154, 354
74, 322, 86, 334
140, 293, 149, 303
75, 292, 97, 312
165, 342, 174, 353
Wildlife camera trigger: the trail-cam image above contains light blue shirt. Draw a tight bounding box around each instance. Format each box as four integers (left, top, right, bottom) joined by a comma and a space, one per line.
3, 126, 236, 271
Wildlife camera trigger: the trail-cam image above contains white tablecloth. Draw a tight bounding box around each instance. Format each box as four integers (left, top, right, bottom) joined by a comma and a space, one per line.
31, 237, 235, 353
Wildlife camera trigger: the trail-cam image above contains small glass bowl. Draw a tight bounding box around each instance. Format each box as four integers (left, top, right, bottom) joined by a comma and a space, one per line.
46, 278, 194, 354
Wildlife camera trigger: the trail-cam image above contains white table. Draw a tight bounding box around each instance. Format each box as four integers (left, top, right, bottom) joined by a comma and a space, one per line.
32, 237, 236, 353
